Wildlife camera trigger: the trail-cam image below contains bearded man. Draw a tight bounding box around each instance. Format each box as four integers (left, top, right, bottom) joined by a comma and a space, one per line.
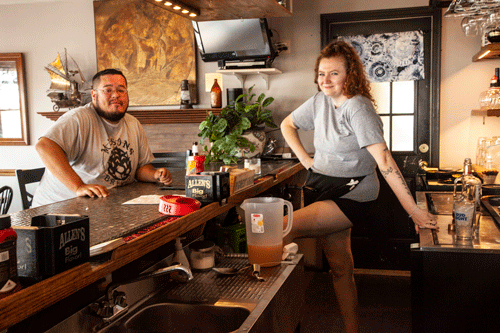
32, 69, 172, 207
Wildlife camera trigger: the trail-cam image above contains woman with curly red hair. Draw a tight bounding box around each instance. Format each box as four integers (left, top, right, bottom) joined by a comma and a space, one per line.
281, 40, 437, 332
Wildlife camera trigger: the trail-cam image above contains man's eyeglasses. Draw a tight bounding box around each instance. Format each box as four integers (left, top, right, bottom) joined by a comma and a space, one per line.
95, 88, 128, 96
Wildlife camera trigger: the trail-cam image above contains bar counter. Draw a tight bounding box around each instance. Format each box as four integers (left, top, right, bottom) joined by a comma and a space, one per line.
412, 191, 500, 333
415, 191, 500, 253
0, 159, 304, 331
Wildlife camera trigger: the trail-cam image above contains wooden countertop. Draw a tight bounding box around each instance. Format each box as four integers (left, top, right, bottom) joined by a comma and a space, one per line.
0, 161, 304, 331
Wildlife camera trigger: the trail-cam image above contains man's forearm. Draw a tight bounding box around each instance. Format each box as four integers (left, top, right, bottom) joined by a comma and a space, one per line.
35, 137, 85, 193
135, 164, 157, 182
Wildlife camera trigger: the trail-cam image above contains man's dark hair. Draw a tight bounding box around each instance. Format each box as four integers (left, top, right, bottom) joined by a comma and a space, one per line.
92, 69, 127, 88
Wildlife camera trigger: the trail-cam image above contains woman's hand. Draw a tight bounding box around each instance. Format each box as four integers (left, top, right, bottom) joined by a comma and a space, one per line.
301, 156, 314, 170
410, 207, 439, 233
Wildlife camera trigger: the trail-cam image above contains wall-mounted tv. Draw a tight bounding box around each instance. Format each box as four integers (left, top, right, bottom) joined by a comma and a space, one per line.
192, 18, 276, 69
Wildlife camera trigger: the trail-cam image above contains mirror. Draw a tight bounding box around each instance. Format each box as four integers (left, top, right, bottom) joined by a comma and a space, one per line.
0, 53, 29, 145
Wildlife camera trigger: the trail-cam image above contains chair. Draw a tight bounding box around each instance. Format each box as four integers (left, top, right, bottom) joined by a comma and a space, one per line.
0, 186, 13, 214
152, 152, 188, 170
16, 167, 45, 210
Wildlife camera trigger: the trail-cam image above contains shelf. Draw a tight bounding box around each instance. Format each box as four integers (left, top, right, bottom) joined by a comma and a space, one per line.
38, 108, 222, 124
217, 68, 282, 89
471, 109, 500, 116
144, 0, 292, 22
473, 43, 500, 61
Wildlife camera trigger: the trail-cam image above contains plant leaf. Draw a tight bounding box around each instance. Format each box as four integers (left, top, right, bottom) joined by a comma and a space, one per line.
262, 97, 274, 107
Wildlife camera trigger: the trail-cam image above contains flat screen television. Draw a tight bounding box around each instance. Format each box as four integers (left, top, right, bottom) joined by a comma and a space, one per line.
192, 18, 276, 69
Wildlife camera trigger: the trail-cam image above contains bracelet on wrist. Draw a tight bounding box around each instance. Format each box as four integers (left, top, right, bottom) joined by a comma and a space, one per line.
408, 206, 419, 218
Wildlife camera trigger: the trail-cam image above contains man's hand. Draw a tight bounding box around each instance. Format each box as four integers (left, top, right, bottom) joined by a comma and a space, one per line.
75, 184, 109, 198
154, 168, 173, 185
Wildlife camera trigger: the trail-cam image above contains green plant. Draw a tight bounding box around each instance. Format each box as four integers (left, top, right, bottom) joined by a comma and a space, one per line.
198, 86, 278, 165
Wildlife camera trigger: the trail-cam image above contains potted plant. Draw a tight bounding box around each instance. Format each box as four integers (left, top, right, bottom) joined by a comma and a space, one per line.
198, 86, 278, 165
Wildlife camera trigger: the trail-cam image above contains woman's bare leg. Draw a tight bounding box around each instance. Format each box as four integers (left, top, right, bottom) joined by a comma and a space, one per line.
284, 200, 358, 333
320, 229, 358, 333
284, 200, 353, 242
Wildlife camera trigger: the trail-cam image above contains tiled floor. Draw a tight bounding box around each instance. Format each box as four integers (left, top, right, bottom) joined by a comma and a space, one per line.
299, 270, 412, 333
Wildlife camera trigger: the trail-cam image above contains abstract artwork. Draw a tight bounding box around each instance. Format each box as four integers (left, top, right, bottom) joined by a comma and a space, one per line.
340, 31, 424, 83
94, 0, 196, 106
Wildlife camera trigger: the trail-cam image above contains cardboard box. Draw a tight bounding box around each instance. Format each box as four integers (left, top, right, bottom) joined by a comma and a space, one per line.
230, 168, 255, 195
185, 172, 230, 204
14, 214, 89, 280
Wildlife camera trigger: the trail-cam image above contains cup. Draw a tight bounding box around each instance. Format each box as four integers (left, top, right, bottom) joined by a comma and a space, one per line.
189, 240, 215, 270
244, 158, 261, 174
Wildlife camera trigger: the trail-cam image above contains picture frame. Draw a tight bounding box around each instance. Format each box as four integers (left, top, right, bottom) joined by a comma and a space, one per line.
93, 0, 197, 107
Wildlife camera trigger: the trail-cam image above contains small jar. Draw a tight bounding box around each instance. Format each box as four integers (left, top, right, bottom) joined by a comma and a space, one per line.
189, 240, 215, 271
0, 215, 18, 297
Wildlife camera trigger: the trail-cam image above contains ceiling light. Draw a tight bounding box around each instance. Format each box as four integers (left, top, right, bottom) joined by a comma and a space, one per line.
145, 0, 201, 19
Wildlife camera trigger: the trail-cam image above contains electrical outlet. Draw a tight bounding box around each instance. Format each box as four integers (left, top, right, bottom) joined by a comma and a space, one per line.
205, 73, 223, 92
275, 40, 290, 55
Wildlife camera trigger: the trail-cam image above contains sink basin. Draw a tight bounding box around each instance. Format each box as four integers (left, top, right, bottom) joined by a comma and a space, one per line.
105, 303, 250, 333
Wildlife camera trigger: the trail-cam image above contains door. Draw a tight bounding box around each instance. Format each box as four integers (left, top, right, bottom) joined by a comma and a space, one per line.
321, 7, 441, 269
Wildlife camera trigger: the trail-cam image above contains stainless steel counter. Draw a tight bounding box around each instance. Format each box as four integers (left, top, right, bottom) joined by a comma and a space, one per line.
416, 191, 500, 253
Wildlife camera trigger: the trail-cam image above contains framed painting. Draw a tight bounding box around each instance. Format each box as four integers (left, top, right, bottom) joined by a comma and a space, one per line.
93, 0, 196, 106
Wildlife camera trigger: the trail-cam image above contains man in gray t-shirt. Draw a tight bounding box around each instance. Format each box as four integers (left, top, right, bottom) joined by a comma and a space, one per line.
32, 69, 173, 207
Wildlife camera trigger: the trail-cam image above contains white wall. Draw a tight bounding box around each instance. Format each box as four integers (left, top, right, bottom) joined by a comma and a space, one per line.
1, 0, 499, 213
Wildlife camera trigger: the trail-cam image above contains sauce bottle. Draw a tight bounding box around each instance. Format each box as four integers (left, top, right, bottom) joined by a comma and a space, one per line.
210, 79, 222, 108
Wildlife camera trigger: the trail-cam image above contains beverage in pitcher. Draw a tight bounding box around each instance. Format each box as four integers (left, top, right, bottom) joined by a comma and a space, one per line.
247, 243, 283, 267
240, 197, 294, 268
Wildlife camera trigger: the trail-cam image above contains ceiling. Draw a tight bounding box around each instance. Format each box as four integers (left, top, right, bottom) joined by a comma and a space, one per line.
0, 0, 66, 4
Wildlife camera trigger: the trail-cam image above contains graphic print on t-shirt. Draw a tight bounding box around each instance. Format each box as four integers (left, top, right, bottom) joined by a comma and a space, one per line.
101, 138, 134, 185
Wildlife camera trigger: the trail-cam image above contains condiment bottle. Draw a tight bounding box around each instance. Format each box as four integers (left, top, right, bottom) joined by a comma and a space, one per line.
0, 214, 18, 298
186, 142, 199, 175
210, 79, 222, 108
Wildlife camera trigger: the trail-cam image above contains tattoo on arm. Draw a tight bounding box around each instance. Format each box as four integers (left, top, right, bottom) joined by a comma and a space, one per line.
380, 167, 393, 177
380, 167, 412, 196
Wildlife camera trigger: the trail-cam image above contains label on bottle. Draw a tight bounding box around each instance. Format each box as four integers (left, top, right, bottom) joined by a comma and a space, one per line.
186, 156, 196, 175
0, 236, 17, 291
211, 91, 222, 108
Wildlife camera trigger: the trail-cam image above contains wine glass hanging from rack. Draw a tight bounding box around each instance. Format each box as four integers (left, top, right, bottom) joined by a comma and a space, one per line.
445, 0, 500, 38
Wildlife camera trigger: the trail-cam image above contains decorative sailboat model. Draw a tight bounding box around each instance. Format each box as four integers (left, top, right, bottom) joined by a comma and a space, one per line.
45, 49, 89, 111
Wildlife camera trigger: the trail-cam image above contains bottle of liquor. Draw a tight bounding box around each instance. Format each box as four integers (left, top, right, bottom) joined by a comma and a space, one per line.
210, 79, 222, 108
453, 158, 481, 239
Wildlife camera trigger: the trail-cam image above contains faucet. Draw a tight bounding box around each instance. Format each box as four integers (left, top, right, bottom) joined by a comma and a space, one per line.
90, 263, 193, 322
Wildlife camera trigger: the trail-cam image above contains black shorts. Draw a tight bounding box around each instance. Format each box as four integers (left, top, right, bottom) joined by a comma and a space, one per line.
302, 169, 375, 226
334, 198, 375, 227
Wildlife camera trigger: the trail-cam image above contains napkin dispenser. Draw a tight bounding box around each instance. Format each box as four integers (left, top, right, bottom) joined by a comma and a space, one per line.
14, 214, 89, 280
185, 171, 230, 204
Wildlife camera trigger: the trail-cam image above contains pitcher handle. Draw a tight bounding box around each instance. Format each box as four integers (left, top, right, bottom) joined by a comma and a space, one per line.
283, 200, 293, 237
